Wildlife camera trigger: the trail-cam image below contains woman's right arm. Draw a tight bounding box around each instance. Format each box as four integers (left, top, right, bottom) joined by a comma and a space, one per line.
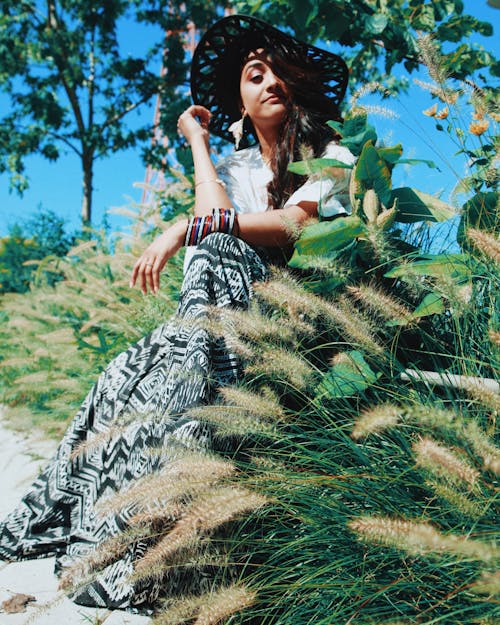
177, 105, 233, 216
131, 105, 234, 294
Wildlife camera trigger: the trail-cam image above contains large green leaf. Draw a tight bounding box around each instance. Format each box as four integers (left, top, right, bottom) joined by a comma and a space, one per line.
317, 350, 380, 399
290, 215, 366, 262
288, 157, 354, 176
364, 13, 389, 35
389, 291, 446, 326
391, 188, 456, 223
355, 141, 392, 206
384, 253, 473, 281
412, 292, 446, 318
378, 144, 403, 165
328, 118, 378, 157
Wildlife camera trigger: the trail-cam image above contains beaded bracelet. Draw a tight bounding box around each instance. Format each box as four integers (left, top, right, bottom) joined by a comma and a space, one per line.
184, 208, 239, 247
194, 178, 226, 189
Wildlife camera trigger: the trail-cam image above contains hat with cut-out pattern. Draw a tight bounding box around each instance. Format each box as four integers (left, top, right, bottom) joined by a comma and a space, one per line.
190, 14, 348, 149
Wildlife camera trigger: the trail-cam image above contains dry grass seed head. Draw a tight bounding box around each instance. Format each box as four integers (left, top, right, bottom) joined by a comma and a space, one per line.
187, 404, 277, 438
194, 584, 256, 625
349, 515, 497, 561
425, 479, 484, 519
219, 306, 296, 344
462, 378, 500, 414
320, 295, 384, 354
467, 228, 500, 263
97, 454, 235, 517
351, 403, 402, 440
245, 347, 314, 390
465, 421, 500, 475
188, 386, 286, 438
488, 329, 500, 347
347, 284, 413, 324
135, 487, 267, 574
470, 570, 500, 597
219, 386, 285, 422
413, 436, 479, 487
254, 273, 322, 320
413, 78, 460, 104
417, 34, 449, 85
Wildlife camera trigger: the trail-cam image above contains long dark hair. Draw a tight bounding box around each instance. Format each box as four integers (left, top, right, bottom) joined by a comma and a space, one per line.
243, 46, 344, 210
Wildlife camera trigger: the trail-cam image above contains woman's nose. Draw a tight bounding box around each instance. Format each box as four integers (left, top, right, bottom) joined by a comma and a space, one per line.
265, 72, 281, 91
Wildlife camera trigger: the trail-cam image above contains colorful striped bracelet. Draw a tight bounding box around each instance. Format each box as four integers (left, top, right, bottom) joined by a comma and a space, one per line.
184, 208, 239, 247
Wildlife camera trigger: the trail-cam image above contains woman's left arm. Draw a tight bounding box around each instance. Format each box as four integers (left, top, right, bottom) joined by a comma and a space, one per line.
237, 201, 317, 247
130, 201, 315, 294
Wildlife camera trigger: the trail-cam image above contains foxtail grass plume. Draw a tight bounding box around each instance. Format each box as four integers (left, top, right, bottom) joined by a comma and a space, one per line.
425, 479, 483, 519
187, 404, 277, 438
245, 346, 315, 390
135, 487, 267, 575
194, 584, 256, 625
218, 305, 297, 344
467, 228, 500, 263
219, 386, 285, 421
349, 515, 497, 561
349, 81, 393, 108
470, 570, 500, 597
321, 295, 384, 354
187, 386, 285, 439
351, 403, 401, 440
413, 78, 459, 104
417, 34, 449, 85
347, 284, 413, 324
465, 421, 500, 475
254, 272, 322, 319
462, 378, 500, 414
96, 454, 235, 517
489, 329, 500, 347
413, 436, 479, 487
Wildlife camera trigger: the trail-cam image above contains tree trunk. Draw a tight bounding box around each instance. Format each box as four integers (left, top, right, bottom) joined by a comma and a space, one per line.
81, 155, 93, 227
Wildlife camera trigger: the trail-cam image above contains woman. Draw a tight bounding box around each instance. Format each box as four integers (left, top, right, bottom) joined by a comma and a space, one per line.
0, 15, 354, 609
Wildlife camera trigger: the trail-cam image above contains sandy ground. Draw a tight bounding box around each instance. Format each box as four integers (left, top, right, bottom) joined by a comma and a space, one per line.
0, 410, 151, 625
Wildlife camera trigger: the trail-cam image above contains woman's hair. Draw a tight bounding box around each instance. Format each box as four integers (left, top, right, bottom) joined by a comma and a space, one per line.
242, 45, 343, 210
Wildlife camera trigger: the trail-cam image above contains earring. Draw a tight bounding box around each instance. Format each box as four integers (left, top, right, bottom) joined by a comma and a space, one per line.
228, 111, 246, 150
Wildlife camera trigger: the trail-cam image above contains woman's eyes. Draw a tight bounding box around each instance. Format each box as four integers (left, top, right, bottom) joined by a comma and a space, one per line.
249, 74, 263, 83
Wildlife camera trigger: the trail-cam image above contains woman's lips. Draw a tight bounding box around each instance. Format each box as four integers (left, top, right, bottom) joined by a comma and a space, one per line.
264, 95, 283, 104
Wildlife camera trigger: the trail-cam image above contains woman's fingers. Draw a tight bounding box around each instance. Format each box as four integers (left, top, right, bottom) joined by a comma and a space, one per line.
130, 257, 157, 294
177, 105, 212, 135
152, 258, 163, 294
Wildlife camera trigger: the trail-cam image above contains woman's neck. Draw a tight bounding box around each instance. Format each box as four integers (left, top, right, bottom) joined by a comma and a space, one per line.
254, 126, 278, 165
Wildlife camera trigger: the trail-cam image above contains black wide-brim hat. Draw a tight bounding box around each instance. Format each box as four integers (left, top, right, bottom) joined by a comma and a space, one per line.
190, 14, 349, 148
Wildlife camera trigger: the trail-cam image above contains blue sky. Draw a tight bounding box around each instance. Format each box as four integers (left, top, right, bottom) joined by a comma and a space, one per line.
0, 1, 498, 238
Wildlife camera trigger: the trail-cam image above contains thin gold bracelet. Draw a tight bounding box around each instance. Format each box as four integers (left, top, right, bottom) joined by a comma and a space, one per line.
195, 178, 226, 189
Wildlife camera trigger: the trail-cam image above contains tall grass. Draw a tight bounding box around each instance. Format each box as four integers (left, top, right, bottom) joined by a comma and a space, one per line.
0, 186, 187, 436
0, 39, 498, 625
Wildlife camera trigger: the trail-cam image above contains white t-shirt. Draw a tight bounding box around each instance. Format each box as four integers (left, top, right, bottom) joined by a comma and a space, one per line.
184, 141, 355, 269
216, 142, 356, 218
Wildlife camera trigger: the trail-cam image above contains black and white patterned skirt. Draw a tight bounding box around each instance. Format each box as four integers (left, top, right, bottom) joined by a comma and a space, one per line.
0, 233, 269, 608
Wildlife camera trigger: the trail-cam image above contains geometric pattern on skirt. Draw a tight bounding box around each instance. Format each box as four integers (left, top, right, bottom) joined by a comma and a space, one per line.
0, 233, 268, 608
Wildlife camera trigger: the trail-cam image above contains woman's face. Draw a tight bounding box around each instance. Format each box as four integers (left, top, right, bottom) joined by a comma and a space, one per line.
239, 50, 289, 132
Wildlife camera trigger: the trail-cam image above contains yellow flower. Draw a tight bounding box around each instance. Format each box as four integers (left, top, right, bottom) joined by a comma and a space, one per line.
491, 112, 500, 122
469, 120, 490, 136
435, 106, 449, 119
423, 103, 438, 117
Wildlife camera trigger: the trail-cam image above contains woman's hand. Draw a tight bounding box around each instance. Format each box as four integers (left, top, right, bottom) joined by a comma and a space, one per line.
177, 105, 212, 146
130, 219, 187, 295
